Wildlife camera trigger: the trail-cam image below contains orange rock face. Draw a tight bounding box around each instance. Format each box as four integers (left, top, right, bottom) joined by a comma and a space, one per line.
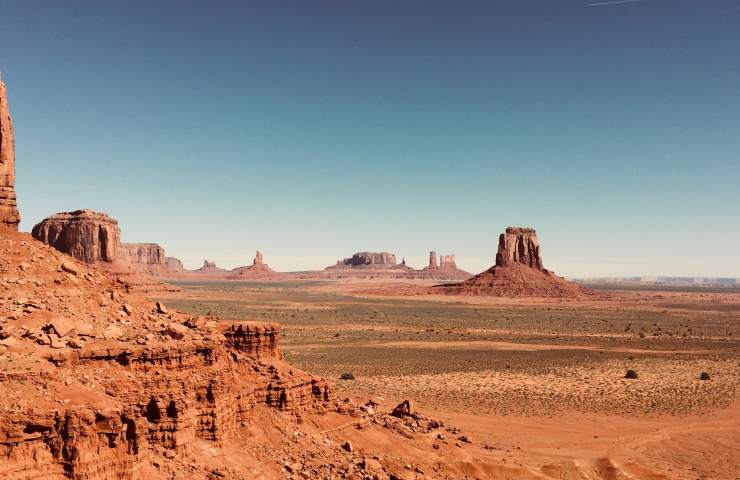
0, 79, 20, 229
496, 227, 544, 270
0, 228, 333, 479
31, 210, 121, 263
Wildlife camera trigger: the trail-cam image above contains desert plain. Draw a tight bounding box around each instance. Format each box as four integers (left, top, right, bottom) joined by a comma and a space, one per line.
160, 278, 740, 479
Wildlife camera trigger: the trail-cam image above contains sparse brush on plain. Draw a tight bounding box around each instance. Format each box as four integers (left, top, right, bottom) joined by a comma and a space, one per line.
340, 372, 355, 380
624, 369, 638, 379
700, 372, 711, 381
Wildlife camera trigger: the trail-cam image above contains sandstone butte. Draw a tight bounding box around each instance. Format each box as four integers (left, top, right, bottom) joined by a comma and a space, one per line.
440, 227, 589, 297
31, 211, 181, 293
0, 78, 20, 230
230, 250, 283, 279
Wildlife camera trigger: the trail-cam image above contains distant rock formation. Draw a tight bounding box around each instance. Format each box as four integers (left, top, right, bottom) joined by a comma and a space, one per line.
165, 256, 185, 272
440, 227, 587, 297
332, 252, 398, 268
254, 250, 264, 265
119, 243, 166, 266
196, 260, 226, 273
32, 210, 121, 263
231, 250, 282, 279
0, 78, 20, 229
440, 255, 455, 268
416, 250, 470, 280
429, 251, 439, 269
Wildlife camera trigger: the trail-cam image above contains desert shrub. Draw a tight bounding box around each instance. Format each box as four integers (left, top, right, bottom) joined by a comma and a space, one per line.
624, 369, 638, 379
700, 371, 711, 381
340, 372, 355, 380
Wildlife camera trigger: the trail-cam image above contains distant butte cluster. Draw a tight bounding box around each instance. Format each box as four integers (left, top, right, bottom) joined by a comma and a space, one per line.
31, 210, 283, 281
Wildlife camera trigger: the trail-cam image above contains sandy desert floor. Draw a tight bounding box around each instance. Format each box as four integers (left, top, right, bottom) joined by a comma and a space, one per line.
158, 280, 740, 479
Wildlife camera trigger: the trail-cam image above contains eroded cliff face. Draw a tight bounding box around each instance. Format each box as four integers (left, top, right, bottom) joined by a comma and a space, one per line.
0, 229, 333, 480
31, 210, 121, 263
495, 227, 544, 270
119, 243, 166, 266
0, 79, 20, 230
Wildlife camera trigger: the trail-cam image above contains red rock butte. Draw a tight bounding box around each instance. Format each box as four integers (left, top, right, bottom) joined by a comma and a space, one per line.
440, 227, 588, 297
32, 210, 121, 263
0, 78, 20, 229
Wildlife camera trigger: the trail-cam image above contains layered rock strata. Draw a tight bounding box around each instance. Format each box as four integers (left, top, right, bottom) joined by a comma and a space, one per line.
496, 227, 543, 270
31, 210, 121, 263
0, 78, 20, 229
0, 228, 333, 479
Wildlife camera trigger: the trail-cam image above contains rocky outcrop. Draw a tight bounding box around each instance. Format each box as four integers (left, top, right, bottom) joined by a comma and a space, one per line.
0, 228, 334, 480
165, 256, 184, 272
119, 243, 166, 266
440, 227, 587, 297
195, 260, 226, 273
496, 227, 543, 270
332, 252, 398, 268
414, 250, 471, 281
230, 251, 282, 279
31, 210, 121, 263
0, 78, 20, 229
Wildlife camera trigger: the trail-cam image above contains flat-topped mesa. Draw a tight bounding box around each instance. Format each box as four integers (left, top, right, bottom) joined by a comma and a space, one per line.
0, 78, 20, 229
32, 210, 120, 263
119, 242, 165, 266
337, 252, 397, 267
496, 226, 544, 270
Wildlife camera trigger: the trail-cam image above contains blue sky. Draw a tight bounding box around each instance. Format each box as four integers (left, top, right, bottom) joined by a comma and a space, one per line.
1, 0, 738, 276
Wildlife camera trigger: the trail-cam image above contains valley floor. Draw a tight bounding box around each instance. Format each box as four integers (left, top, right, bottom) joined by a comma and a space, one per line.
160, 279, 740, 479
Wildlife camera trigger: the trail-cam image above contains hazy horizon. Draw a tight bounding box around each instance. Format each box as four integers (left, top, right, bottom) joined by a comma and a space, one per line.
2, 1, 739, 277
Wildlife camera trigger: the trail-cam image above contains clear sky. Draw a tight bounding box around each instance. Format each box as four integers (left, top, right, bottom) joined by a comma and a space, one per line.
1, 0, 738, 276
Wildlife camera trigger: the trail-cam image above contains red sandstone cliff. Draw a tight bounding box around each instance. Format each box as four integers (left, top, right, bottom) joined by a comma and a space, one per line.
31, 210, 121, 263
0, 78, 20, 229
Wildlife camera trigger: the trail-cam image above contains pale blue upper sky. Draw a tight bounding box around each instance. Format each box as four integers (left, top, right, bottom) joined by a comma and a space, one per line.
1, 0, 738, 276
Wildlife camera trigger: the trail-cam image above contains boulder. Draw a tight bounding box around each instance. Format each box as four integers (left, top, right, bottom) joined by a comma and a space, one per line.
391, 399, 415, 418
